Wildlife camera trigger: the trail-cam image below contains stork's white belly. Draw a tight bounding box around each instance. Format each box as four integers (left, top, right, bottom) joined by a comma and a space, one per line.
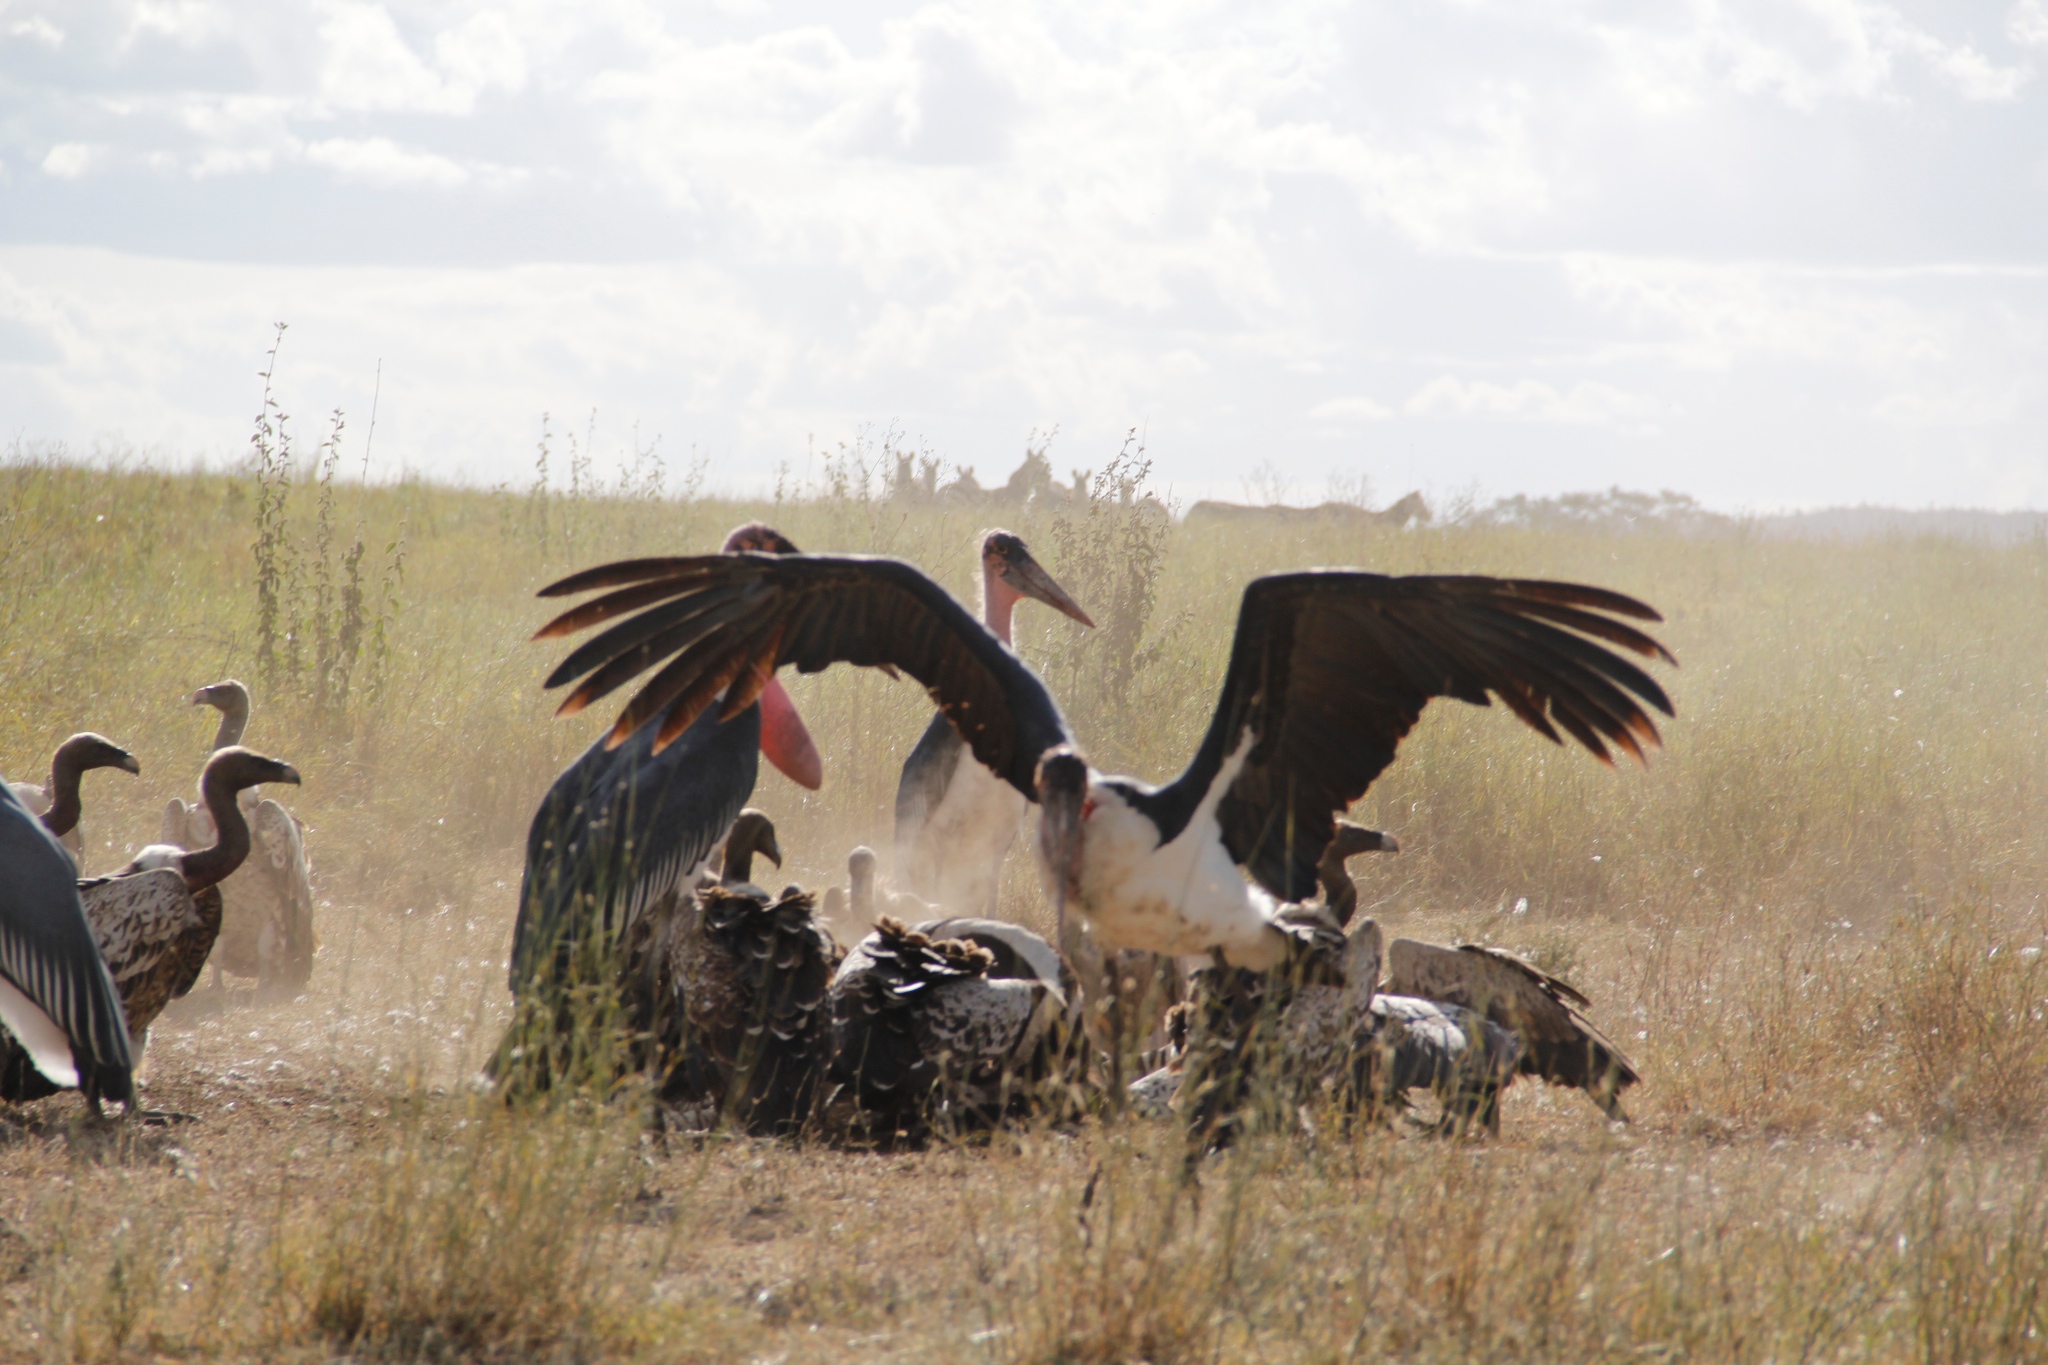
1058, 782, 1286, 969
908, 747, 1026, 913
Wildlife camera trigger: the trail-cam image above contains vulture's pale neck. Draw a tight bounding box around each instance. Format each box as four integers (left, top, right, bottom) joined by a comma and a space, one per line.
178, 772, 255, 892
980, 562, 1021, 644
722, 830, 761, 887
210, 697, 250, 751
849, 857, 877, 922
40, 750, 85, 839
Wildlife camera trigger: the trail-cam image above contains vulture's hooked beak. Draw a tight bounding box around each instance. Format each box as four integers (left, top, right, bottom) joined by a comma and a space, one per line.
115, 752, 141, 776
758, 676, 823, 790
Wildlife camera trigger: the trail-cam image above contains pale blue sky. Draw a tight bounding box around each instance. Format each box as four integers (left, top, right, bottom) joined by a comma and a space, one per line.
3, 0, 2045, 508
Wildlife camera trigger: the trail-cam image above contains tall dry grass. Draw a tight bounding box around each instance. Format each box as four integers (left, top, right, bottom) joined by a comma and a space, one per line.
3, 430, 2047, 1361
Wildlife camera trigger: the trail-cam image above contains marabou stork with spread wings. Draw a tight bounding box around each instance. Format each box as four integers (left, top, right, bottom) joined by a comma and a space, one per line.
507, 524, 823, 998
0, 783, 135, 1113
530, 553, 1675, 972
894, 531, 1092, 914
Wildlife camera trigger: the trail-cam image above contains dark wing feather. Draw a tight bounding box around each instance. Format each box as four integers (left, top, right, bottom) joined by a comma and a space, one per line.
0, 785, 134, 1104
536, 554, 1073, 799
1135, 573, 1675, 901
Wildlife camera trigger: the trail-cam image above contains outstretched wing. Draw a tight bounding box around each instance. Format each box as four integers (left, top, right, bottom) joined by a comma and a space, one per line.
0, 786, 133, 1101
1136, 573, 1675, 900
535, 553, 1073, 799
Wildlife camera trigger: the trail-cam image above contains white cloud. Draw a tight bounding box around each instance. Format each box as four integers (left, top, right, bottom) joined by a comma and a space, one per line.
301, 136, 470, 187
1404, 376, 1667, 429
1310, 396, 1395, 422
40, 143, 107, 179
7, 15, 63, 47
2011, 0, 2048, 48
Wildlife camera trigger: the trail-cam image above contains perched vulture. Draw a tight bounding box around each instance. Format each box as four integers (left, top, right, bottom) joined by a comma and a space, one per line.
163, 681, 316, 992
97, 748, 301, 1047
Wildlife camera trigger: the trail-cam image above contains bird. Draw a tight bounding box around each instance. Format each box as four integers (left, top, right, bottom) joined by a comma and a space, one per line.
1380, 935, 1639, 1120
658, 883, 840, 1134
821, 845, 934, 927
1312, 820, 1399, 927
621, 807, 787, 1083
528, 552, 1675, 981
691, 809, 783, 899
894, 530, 1093, 915
91, 747, 304, 1050
7, 733, 141, 863
0, 783, 135, 1115
162, 680, 316, 993
507, 523, 822, 1005
823, 915, 1078, 1144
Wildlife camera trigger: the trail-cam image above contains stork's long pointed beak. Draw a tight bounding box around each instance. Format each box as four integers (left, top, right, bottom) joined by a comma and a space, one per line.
758, 676, 823, 790
1007, 552, 1095, 629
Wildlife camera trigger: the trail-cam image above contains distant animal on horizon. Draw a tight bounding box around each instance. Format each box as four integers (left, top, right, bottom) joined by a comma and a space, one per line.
8, 733, 140, 863
1184, 490, 1431, 530
161, 680, 316, 993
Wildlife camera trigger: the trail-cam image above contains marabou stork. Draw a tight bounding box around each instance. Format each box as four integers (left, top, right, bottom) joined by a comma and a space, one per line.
7, 733, 140, 862
163, 681, 316, 992
0, 783, 135, 1113
529, 552, 1675, 978
506, 523, 822, 1000
894, 531, 1092, 913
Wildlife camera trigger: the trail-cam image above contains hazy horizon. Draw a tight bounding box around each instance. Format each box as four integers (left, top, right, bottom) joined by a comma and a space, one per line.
5, 1, 2046, 511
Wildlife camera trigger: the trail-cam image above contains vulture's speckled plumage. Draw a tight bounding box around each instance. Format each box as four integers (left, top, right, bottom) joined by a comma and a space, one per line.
1383, 937, 1638, 1118
825, 916, 1078, 1143
661, 883, 839, 1134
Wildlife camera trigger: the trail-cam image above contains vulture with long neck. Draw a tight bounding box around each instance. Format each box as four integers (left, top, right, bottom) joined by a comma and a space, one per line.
0, 783, 135, 1114
7, 733, 139, 862
162, 680, 316, 992
527, 549, 1673, 984
893, 530, 1092, 915
0, 747, 300, 1104
507, 524, 822, 1012
823, 915, 1080, 1144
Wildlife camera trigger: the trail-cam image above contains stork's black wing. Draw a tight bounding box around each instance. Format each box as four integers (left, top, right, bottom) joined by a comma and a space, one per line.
1135, 573, 1676, 901
0, 783, 134, 1105
535, 553, 1074, 799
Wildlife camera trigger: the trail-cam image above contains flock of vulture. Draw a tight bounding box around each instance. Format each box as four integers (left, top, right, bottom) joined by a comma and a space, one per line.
0, 516, 1673, 1148
0, 682, 313, 1114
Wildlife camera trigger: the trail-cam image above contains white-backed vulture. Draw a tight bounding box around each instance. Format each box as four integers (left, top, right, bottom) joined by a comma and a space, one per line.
162, 681, 316, 992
